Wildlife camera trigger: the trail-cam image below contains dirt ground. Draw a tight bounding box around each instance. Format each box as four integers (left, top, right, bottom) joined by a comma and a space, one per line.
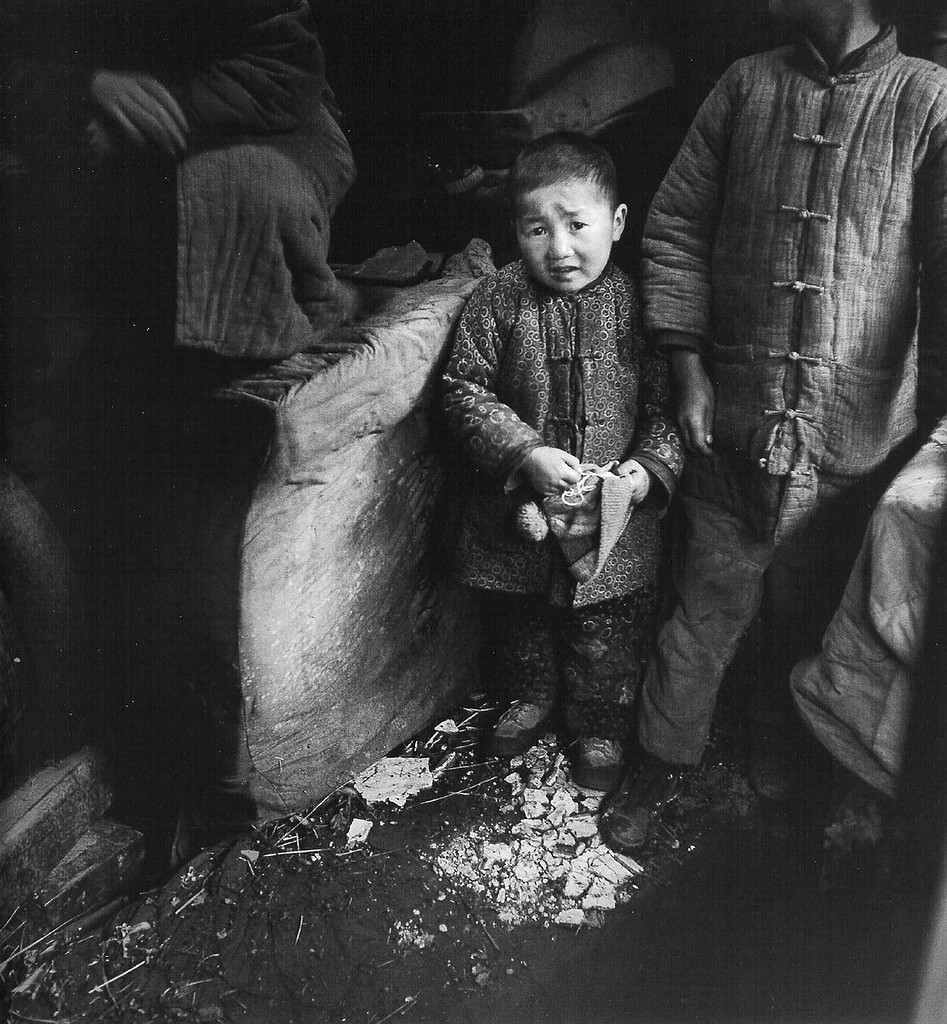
0, 695, 922, 1024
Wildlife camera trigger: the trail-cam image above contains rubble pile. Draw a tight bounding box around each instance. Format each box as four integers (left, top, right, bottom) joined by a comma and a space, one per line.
432, 735, 643, 929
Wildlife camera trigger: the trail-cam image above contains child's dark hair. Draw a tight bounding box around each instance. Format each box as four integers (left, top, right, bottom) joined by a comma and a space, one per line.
508, 131, 619, 210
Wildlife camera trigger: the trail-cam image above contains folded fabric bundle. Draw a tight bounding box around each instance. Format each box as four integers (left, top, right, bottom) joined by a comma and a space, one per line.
543, 463, 640, 583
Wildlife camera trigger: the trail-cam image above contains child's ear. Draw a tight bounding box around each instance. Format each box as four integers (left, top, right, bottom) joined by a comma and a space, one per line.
612, 203, 628, 242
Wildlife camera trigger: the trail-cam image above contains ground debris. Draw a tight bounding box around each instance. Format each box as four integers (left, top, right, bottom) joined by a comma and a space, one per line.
430, 734, 641, 929
1, 692, 753, 1023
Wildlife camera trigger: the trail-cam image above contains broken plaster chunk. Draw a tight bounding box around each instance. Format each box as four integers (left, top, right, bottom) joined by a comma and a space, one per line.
570, 849, 600, 876
550, 790, 579, 817
585, 875, 616, 900
513, 859, 541, 883
563, 871, 592, 899
568, 815, 599, 839
554, 831, 578, 854
555, 908, 586, 927
612, 851, 644, 875
588, 851, 638, 885
522, 791, 551, 814
512, 818, 547, 836
345, 818, 373, 847
547, 860, 569, 880
354, 757, 433, 807
434, 718, 461, 735
482, 842, 514, 865
582, 893, 617, 911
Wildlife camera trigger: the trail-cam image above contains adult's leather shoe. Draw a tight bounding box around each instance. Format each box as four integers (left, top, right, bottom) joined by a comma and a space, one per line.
598, 759, 683, 852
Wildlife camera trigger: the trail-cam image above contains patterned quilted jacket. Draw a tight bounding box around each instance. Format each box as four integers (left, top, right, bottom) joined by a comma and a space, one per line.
442, 260, 683, 607
642, 27, 947, 477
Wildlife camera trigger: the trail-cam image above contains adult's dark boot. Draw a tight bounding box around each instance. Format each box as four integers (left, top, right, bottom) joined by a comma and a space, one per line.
598, 755, 684, 852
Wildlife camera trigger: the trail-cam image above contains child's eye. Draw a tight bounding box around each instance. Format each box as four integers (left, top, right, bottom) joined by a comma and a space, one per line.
571, 221, 587, 231
528, 226, 545, 236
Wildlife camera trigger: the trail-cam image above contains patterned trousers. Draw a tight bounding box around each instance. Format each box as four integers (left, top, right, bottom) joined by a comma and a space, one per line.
482, 589, 658, 740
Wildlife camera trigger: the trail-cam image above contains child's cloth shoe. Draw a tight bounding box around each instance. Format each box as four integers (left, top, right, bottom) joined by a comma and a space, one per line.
571, 737, 624, 791
490, 700, 553, 758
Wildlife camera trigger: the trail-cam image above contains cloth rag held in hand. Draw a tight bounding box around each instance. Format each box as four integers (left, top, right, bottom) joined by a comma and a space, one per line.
517, 463, 643, 583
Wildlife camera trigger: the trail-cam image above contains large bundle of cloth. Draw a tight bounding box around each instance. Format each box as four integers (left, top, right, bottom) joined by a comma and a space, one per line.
171, 268, 489, 826
791, 418, 947, 797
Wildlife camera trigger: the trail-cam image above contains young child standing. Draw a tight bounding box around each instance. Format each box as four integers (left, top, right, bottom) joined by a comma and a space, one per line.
599, 0, 947, 852
442, 132, 683, 790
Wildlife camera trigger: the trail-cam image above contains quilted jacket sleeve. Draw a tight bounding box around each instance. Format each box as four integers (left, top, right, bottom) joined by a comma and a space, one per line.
641, 62, 739, 354
916, 111, 947, 426
171, 0, 330, 135
442, 278, 544, 482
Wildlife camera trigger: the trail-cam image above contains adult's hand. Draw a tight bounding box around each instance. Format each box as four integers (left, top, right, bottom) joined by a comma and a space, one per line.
85, 117, 120, 165
90, 69, 189, 158
670, 347, 715, 456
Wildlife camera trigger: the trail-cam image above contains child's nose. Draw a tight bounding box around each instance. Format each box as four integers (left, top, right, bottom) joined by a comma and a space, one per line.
548, 228, 572, 260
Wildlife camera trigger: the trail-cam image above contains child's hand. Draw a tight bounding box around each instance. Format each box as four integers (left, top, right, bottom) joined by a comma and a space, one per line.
521, 447, 583, 495
617, 458, 652, 503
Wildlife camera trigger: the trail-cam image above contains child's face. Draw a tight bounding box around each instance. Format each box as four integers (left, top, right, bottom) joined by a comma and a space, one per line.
515, 178, 627, 294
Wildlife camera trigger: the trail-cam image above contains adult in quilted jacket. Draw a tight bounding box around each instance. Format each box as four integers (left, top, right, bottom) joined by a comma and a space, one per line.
600, 0, 947, 852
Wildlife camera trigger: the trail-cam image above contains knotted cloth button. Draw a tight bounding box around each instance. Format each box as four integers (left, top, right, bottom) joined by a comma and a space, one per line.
792, 132, 843, 149
780, 204, 832, 223
772, 279, 825, 295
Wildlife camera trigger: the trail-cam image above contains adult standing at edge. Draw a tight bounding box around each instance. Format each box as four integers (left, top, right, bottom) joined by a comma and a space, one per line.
599, 0, 947, 852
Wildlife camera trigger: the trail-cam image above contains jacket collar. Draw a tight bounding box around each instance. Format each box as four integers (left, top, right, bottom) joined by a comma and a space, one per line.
792, 23, 899, 81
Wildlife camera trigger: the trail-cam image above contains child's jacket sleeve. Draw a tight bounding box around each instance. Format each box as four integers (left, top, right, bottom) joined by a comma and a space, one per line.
442, 276, 544, 482
626, 344, 684, 507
